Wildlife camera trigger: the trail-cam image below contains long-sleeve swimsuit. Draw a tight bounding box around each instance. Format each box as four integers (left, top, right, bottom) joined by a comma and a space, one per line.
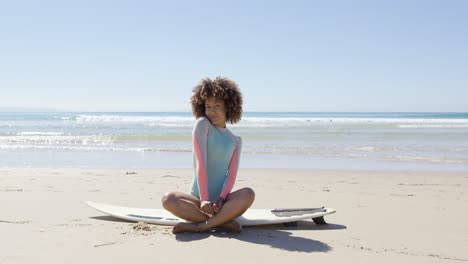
190, 117, 242, 202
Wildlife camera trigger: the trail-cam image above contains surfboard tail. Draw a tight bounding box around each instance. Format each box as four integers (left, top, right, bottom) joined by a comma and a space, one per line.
271, 207, 326, 217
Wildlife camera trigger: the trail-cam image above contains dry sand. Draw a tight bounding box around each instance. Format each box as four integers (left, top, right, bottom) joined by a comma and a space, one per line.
0, 168, 467, 263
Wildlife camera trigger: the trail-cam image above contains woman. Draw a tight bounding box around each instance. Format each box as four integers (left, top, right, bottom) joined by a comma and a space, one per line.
161, 77, 255, 234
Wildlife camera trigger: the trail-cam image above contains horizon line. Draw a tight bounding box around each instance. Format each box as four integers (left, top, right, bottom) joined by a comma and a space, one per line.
0, 108, 467, 114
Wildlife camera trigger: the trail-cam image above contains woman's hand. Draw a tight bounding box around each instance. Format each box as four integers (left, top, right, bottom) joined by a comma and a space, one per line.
200, 200, 214, 216
213, 197, 225, 214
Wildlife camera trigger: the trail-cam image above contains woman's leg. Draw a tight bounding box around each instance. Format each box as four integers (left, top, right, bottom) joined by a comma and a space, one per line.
161, 191, 208, 222
161, 191, 245, 232
172, 187, 255, 233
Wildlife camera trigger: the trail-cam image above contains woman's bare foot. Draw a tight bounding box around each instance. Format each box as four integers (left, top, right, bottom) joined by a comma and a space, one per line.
219, 220, 242, 233
172, 222, 203, 234
172, 220, 242, 234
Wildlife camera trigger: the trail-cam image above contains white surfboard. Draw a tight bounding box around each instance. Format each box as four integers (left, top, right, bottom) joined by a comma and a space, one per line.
86, 201, 336, 226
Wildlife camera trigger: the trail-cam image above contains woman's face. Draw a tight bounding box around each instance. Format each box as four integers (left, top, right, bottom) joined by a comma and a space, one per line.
205, 97, 227, 128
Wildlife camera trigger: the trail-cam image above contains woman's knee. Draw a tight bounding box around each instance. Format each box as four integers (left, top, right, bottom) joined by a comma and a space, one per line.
161, 192, 177, 210
241, 187, 255, 204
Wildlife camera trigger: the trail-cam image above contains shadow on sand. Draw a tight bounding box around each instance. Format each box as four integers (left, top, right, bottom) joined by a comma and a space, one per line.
89, 214, 346, 253
175, 221, 346, 253
90, 215, 134, 223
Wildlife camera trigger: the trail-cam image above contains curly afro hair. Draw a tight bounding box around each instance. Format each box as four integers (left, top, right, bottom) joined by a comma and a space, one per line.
191, 76, 243, 124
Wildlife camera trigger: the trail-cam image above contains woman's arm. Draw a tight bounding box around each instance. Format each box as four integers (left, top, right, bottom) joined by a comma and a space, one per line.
219, 136, 242, 200
192, 117, 211, 202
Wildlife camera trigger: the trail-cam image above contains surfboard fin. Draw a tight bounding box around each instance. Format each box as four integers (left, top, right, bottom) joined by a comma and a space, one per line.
312, 216, 328, 225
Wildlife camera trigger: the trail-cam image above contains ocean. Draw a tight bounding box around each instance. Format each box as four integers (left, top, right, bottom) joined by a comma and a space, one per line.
1, 112, 467, 171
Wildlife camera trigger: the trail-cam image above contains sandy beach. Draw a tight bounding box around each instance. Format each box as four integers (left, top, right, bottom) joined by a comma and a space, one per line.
0, 168, 466, 263
2, 0, 468, 262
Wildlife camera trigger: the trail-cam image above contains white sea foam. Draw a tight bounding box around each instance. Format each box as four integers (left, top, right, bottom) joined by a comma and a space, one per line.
354, 147, 376, 152
0, 144, 191, 153
388, 155, 464, 164
73, 114, 468, 128
399, 124, 468, 128
1, 135, 113, 145
147, 123, 193, 128
241, 117, 468, 126
17, 132, 64, 136
76, 115, 194, 123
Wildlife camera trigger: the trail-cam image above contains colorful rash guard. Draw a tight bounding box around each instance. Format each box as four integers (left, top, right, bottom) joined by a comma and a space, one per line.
190, 117, 242, 202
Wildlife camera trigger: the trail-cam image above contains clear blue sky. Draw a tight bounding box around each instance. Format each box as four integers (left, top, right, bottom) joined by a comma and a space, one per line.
1, 0, 467, 112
